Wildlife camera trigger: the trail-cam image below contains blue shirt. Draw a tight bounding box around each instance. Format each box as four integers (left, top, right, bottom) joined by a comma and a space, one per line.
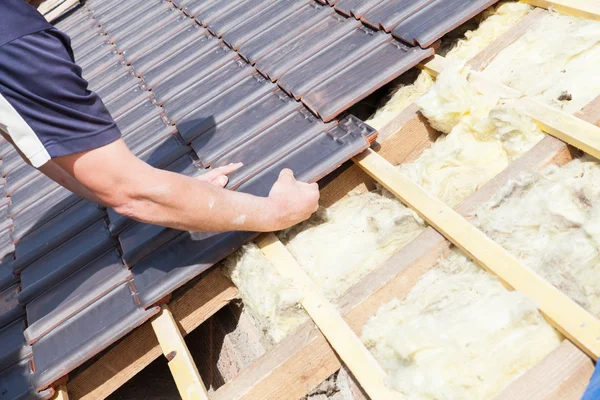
0, 0, 121, 167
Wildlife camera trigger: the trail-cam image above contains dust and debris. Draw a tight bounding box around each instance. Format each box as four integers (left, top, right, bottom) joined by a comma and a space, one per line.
558, 90, 573, 101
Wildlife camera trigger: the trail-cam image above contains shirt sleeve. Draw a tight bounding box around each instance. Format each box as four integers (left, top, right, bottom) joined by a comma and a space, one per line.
0, 28, 121, 168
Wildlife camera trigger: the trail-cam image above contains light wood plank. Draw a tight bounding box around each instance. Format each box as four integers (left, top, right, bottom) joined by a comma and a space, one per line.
68, 269, 237, 400
151, 305, 209, 400
521, 0, 600, 20
51, 385, 69, 400
353, 148, 600, 360
511, 98, 600, 160
496, 340, 593, 400
256, 233, 400, 400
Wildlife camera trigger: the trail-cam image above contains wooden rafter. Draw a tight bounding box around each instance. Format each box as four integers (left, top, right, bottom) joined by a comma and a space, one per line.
521, 0, 600, 20
256, 233, 400, 400
151, 305, 209, 400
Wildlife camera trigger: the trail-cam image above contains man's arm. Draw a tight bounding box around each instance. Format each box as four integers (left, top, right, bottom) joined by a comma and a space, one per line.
52, 138, 320, 233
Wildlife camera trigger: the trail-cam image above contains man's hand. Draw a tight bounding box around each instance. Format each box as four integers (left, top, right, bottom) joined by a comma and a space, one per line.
266, 169, 320, 231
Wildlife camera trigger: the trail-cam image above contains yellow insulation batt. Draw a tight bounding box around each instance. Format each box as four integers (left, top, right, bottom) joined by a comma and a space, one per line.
475, 158, 600, 316
398, 63, 544, 207
361, 249, 562, 399
224, 192, 426, 344
366, 1, 533, 130
482, 11, 600, 113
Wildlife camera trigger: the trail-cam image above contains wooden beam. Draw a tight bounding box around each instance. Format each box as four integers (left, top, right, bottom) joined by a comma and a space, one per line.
521, 0, 600, 20
151, 305, 209, 400
575, 96, 600, 126
256, 233, 400, 400
496, 340, 594, 400
68, 269, 237, 400
51, 385, 69, 400
353, 148, 600, 360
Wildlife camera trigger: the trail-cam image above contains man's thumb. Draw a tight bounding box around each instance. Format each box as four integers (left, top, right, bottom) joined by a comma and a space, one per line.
279, 168, 294, 180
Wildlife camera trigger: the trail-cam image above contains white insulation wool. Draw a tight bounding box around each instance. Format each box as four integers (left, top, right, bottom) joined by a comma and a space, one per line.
475, 158, 600, 315
361, 250, 562, 399
482, 12, 600, 113
398, 63, 544, 207
224, 192, 426, 344
366, 1, 532, 130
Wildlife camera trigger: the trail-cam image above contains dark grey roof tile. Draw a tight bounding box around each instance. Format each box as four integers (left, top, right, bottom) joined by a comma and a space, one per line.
25, 250, 131, 344
237, 2, 333, 65
277, 27, 389, 100
18, 220, 117, 305
302, 40, 433, 121
176, 72, 276, 139
13, 201, 104, 274
30, 283, 159, 391
0, 359, 53, 400
0, 318, 31, 373
183, 86, 299, 150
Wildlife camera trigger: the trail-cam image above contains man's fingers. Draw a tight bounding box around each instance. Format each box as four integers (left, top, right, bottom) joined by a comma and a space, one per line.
204, 163, 243, 179
215, 162, 243, 175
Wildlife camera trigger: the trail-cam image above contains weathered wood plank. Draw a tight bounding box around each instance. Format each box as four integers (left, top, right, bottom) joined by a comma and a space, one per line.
496, 340, 593, 400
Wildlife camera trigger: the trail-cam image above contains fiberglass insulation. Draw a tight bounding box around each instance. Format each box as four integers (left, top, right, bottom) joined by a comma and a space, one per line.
482, 11, 600, 113
366, 2, 533, 130
361, 249, 562, 399
475, 158, 600, 316
224, 192, 426, 344
398, 64, 544, 207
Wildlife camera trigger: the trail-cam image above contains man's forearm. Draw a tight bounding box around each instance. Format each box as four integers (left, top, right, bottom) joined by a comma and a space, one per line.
119, 168, 280, 232
54, 139, 319, 233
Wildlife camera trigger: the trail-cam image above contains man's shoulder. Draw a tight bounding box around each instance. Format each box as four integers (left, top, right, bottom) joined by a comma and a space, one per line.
0, 0, 52, 48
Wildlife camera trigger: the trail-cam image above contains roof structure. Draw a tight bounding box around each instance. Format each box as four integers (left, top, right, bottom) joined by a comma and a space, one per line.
0, 0, 501, 398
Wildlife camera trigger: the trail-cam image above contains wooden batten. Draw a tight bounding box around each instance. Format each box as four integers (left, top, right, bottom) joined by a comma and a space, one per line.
256, 233, 400, 400
151, 306, 209, 400
521, 0, 600, 20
